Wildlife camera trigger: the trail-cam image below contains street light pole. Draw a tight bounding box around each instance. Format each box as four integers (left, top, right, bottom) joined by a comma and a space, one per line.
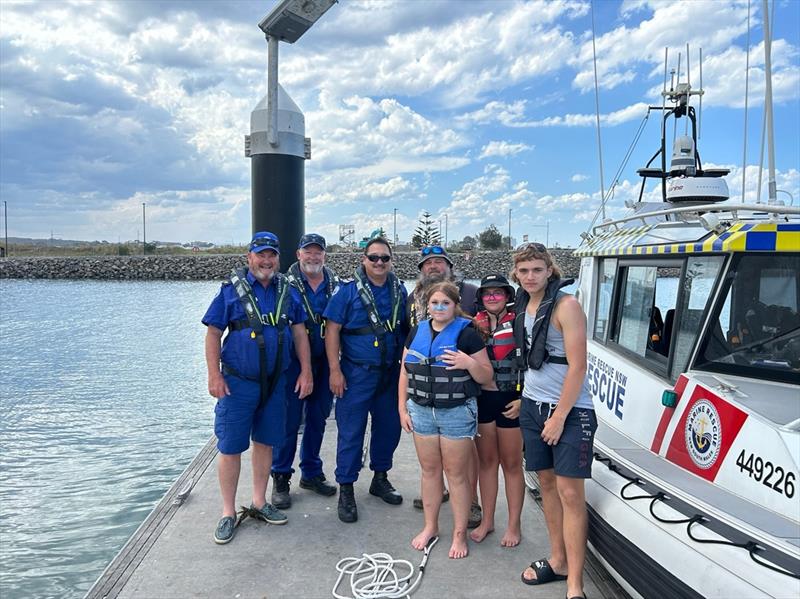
142, 202, 146, 255
508, 208, 512, 250
444, 213, 448, 248
393, 208, 397, 244
3, 201, 7, 258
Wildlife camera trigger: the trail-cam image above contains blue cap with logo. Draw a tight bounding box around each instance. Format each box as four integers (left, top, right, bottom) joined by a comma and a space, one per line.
249, 231, 280, 254
298, 233, 326, 251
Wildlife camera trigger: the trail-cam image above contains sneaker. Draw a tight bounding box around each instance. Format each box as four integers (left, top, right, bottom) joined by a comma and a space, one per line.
338, 483, 358, 523
213, 516, 236, 544
299, 473, 337, 496
271, 472, 291, 509
467, 501, 482, 529
412, 489, 449, 510
249, 502, 288, 525
369, 471, 403, 505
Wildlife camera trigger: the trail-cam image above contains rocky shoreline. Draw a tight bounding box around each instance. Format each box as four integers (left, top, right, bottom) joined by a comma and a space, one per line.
0, 250, 581, 281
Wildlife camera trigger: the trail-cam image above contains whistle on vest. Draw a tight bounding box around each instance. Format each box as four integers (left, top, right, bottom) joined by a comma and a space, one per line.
374, 337, 379, 347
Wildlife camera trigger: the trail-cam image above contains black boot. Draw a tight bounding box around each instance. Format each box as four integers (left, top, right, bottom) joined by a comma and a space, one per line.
369, 471, 403, 505
271, 472, 291, 510
299, 473, 337, 497
338, 483, 358, 523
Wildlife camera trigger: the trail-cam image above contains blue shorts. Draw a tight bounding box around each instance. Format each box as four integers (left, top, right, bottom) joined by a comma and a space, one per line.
407, 398, 478, 440
519, 399, 597, 478
214, 373, 287, 455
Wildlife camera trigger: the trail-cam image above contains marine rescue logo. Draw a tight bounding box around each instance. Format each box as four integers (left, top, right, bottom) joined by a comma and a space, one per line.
684, 399, 721, 469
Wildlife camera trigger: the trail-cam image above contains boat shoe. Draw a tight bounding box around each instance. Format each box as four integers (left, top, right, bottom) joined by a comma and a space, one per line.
467, 500, 482, 529
213, 516, 236, 544
249, 502, 288, 525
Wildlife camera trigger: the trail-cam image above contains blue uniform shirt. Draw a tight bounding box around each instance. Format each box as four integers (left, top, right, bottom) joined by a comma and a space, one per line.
323, 273, 407, 366
202, 271, 307, 380
293, 269, 335, 359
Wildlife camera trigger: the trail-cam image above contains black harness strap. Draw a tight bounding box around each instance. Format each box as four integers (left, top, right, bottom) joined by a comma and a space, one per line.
227, 269, 290, 409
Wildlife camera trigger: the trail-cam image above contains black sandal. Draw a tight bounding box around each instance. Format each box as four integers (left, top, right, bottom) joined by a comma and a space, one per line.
520, 558, 568, 586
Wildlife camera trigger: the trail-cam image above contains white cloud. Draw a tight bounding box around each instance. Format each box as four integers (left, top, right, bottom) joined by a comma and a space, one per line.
478, 141, 532, 160
458, 100, 649, 128
572, 173, 589, 182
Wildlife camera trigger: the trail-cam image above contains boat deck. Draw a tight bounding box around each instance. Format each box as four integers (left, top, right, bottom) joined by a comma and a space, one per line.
87, 421, 624, 599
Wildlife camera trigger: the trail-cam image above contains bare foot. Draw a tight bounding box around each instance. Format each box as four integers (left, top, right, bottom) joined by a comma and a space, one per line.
469, 522, 494, 543
500, 526, 521, 547
449, 530, 469, 559
411, 527, 439, 551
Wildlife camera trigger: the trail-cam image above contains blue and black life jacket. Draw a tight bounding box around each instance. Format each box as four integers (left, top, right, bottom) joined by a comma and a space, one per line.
404, 317, 481, 409
285, 262, 339, 339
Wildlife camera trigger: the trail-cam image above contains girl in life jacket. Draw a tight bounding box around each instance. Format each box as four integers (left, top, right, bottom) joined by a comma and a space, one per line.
398, 281, 494, 559
470, 274, 524, 548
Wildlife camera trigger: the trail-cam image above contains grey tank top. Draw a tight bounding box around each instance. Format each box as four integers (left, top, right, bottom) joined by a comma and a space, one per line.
522, 311, 594, 410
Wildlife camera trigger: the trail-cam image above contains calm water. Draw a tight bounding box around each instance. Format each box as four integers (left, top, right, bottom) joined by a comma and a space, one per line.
0, 280, 220, 599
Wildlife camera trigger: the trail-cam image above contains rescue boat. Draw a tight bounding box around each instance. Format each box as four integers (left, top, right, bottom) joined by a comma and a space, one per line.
563, 47, 799, 598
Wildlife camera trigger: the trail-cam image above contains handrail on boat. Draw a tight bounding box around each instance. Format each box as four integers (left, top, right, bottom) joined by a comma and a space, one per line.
590, 203, 800, 237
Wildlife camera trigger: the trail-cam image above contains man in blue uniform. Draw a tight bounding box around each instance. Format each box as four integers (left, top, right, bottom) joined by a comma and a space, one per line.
203, 231, 312, 545
271, 233, 338, 508
323, 237, 408, 523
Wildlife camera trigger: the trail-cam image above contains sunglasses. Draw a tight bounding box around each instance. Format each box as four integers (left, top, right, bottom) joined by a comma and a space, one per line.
481, 291, 508, 300
515, 242, 547, 252
249, 237, 280, 251
365, 254, 392, 263
421, 245, 445, 256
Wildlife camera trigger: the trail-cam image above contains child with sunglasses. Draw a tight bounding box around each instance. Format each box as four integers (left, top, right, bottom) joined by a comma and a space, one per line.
471, 274, 524, 548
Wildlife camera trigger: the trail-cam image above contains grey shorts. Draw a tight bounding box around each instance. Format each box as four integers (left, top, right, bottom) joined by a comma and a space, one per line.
519, 399, 597, 478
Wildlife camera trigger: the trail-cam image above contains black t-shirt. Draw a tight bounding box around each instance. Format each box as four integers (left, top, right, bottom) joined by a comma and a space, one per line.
404, 320, 485, 355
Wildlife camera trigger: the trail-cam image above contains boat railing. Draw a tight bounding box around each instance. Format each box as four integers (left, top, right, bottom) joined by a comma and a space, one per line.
588, 203, 800, 237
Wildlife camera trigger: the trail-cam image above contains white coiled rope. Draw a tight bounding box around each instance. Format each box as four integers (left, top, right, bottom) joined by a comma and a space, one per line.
332, 536, 439, 599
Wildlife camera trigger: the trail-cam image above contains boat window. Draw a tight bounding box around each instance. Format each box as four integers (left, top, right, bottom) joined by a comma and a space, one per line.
593, 259, 617, 342
611, 264, 680, 375
695, 254, 800, 385
670, 256, 725, 379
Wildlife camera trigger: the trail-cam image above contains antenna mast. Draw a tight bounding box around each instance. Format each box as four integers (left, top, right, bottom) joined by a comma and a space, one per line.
762, 0, 777, 204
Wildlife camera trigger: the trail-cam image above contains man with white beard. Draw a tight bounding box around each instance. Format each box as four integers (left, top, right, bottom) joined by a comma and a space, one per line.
271, 234, 340, 509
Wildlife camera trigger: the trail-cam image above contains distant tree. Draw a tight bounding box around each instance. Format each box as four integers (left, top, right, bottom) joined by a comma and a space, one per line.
413, 211, 441, 248
478, 225, 503, 250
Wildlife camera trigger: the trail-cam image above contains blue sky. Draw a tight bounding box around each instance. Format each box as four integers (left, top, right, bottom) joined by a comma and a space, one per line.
1, 0, 798, 248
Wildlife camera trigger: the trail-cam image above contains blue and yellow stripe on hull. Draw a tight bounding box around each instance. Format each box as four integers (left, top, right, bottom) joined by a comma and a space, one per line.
574, 222, 800, 257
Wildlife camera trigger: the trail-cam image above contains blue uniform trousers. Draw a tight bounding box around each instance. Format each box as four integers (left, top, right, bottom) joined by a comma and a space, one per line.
272, 357, 333, 479
334, 359, 401, 484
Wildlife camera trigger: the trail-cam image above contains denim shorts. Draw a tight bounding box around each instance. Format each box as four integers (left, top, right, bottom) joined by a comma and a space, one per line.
406, 397, 478, 440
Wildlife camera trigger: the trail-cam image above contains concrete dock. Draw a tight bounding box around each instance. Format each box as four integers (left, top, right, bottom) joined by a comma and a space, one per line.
87, 422, 623, 598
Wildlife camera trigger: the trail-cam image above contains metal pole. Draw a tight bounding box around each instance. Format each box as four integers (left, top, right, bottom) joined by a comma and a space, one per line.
590, 0, 606, 219
393, 208, 397, 244
508, 208, 512, 249
3, 201, 7, 258
444, 213, 448, 249
762, 0, 777, 204
142, 202, 146, 255
267, 35, 279, 147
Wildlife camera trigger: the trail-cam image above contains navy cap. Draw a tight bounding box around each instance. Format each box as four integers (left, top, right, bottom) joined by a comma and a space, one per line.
298, 233, 326, 251
417, 245, 453, 269
249, 231, 280, 254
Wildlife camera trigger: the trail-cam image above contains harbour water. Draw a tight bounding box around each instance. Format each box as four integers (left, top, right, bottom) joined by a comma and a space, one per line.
0, 280, 219, 599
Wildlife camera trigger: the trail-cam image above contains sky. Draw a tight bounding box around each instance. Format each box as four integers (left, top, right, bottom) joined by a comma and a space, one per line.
1, 0, 798, 248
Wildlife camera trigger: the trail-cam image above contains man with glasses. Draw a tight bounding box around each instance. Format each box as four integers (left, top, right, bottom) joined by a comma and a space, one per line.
271, 233, 339, 509
323, 237, 408, 523
409, 244, 483, 528
203, 231, 313, 545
